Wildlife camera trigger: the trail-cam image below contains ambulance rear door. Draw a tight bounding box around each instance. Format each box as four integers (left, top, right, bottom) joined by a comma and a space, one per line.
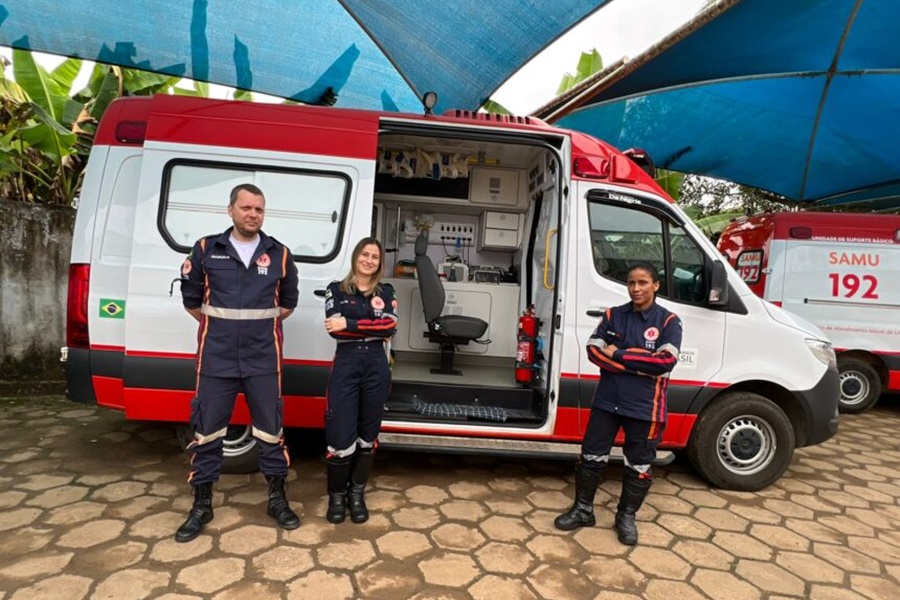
782, 237, 900, 354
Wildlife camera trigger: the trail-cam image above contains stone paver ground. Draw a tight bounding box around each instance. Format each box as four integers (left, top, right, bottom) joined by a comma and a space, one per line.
1, 395, 899, 600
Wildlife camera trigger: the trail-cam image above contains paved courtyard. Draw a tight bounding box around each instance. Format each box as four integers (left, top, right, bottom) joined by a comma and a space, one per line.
1, 395, 899, 600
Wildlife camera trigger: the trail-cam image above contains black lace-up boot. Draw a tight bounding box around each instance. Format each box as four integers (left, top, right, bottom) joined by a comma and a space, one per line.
554, 464, 603, 531
175, 482, 214, 543
615, 469, 652, 545
326, 456, 352, 523
266, 476, 300, 530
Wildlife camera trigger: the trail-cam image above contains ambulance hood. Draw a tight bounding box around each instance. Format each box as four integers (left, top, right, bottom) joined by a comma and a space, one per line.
762, 301, 828, 342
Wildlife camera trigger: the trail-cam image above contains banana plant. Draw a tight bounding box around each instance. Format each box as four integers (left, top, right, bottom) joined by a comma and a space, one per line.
0, 51, 79, 203
0, 50, 185, 204
656, 169, 684, 201
556, 50, 604, 95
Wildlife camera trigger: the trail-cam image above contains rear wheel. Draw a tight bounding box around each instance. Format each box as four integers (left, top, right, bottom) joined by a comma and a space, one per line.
687, 392, 795, 491
837, 357, 881, 414
176, 424, 261, 474
222, 425, 260, 474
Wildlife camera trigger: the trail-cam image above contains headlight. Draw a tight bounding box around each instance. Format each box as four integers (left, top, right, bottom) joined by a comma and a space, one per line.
806, 339, 836, 367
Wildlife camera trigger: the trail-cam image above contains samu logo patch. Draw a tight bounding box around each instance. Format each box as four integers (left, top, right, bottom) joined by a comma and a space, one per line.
644, 326, 659, 350
256, 254, 270, 275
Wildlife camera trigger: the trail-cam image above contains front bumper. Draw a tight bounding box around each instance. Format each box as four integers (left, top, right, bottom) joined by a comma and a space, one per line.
794, 364, 840, 447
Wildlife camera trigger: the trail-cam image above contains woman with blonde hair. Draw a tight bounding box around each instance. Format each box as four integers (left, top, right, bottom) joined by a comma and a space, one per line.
322, 237, 397, 523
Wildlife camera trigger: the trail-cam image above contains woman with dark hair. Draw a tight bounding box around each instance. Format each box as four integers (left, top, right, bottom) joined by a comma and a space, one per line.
323, 237, 397, 523
555, 262, 683, 545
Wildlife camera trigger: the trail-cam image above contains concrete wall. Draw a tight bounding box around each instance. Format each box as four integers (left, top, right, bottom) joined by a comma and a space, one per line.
0, 200, 74, 386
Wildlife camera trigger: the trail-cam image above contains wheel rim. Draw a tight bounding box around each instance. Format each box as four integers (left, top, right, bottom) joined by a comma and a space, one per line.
715, 415, 777, 476
222, 425, 256, 458
839, 370, 870, 407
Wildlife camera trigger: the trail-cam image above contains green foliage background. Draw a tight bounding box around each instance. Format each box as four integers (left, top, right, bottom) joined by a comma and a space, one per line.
0, 51, 250, 206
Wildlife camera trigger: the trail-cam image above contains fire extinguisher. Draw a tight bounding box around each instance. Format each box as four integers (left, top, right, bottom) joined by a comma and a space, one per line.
515, 305, 538, 384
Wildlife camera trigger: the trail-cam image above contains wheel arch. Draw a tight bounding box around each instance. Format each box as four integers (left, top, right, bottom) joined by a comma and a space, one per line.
836, 350, 888, 385
689, 380, 807, 447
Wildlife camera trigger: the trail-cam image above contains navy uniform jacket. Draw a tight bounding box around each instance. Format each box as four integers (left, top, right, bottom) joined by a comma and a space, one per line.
586, 302, 683, 423
181, 228, 299, 378
325, 281, 397, 341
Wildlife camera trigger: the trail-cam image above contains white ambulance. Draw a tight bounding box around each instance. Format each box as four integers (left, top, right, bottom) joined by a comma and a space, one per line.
63, 95, 839, 490
719, 212, 900, 413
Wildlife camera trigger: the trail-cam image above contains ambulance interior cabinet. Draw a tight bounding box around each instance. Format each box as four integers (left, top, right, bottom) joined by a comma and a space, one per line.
479, 211, 523, 251
469, 167, 520, 207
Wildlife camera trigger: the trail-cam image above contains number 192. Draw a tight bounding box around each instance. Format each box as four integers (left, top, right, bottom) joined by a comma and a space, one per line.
828, 273, 879, 299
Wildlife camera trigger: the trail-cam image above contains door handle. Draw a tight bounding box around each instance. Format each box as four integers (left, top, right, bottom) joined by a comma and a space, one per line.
314, 289, 327, 298
586, 307, 607, 318
543, 228, 558, 290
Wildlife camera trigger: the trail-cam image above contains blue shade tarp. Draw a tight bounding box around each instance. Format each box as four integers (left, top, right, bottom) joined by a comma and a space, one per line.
0, 0, 610, 113
548, 0, 900, 209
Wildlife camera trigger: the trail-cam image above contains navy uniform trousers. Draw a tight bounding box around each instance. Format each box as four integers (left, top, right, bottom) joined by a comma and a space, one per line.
325, 340, 391, 455
581, 409, 663, 475
188, 374, 289, 485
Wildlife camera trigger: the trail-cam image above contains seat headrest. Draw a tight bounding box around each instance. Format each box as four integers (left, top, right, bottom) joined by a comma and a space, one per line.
415, 231, 429, 256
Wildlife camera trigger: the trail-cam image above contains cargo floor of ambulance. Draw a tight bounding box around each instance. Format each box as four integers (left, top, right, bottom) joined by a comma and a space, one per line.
385, 352, 545, 426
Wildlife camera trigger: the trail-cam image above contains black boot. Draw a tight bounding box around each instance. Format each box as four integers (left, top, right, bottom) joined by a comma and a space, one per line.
266, 476, 301, 530
615, 469, 652, 545
326, 456, 352, 524
175, 482, 214, 543
554, 464, 603, 531
349, 447, 375, 524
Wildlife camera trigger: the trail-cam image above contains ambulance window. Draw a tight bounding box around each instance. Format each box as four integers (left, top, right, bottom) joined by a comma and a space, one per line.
669, 224, 707, 304
588, 201, 707, 305
161, 163, 349, 261
588, 202, 665, 286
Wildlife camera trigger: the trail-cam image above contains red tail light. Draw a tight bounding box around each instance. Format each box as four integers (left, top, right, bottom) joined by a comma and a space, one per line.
789, 226, 812, 239
66, 264, 90, 348
115, 121, 147, 144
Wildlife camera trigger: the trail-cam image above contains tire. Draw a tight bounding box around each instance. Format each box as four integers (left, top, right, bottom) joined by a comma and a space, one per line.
176, 424, 261, 475
221, 425, 261, 474
687, 392, 795, 491
837, 358, 881, 414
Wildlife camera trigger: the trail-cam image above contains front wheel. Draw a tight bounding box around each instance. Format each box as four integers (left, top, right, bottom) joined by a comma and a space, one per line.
687, 392, 795, 491
837, 358, 881, 414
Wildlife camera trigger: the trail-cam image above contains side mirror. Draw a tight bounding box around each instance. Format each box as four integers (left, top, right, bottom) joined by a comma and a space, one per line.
708, 260, 730, 307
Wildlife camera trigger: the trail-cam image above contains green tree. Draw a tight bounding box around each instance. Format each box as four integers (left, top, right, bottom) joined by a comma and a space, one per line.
0, 51, 181, 205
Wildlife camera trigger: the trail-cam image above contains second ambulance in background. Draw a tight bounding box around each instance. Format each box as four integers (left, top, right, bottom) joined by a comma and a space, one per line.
719, 212, 900, 413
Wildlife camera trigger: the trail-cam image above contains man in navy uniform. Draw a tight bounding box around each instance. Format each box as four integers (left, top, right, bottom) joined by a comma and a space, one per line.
555, 263, 682, 545
176, 183, 300, 542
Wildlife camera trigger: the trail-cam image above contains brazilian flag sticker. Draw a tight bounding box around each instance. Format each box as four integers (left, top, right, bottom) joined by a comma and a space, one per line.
99, 299, 126, 319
